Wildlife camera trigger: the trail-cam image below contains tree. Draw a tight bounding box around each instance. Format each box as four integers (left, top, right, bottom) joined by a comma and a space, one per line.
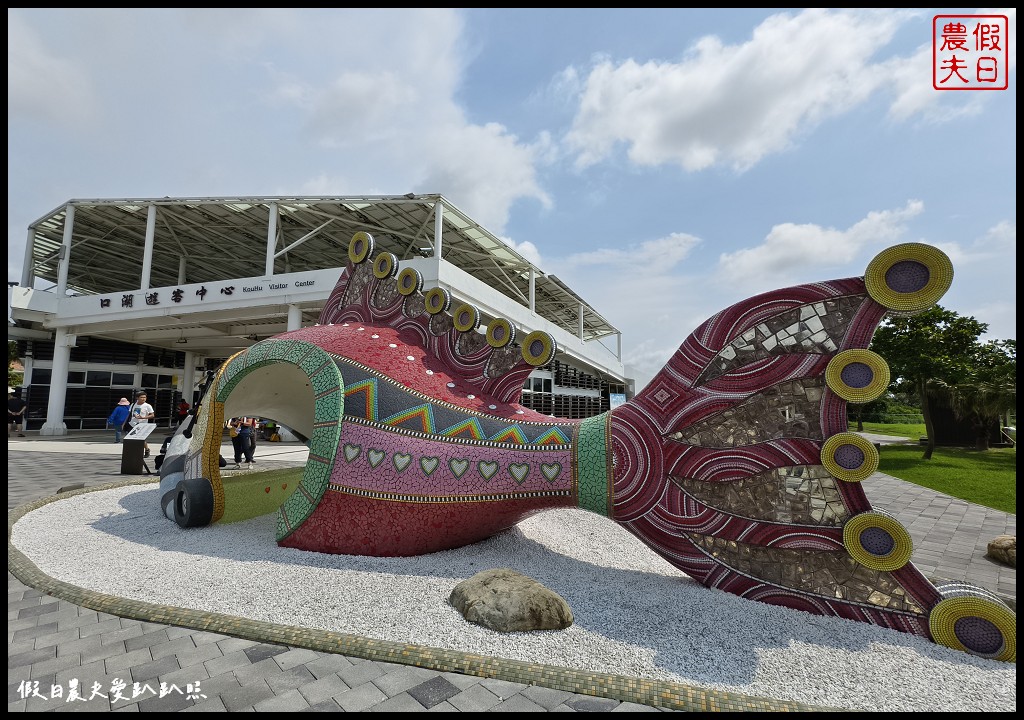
849, 393, 896, 431
8, 341, 23, 388
929, 339, 1016, 450
869, 305, 990, 459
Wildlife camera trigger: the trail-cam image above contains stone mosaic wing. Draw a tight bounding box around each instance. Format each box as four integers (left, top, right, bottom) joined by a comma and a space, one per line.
609, 244, 1016, 661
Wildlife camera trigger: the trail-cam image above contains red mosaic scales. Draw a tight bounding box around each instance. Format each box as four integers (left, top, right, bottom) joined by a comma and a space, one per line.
170, 232, 1015, 662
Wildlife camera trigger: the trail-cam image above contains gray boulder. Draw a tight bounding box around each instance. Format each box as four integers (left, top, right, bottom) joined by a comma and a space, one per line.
449, 568, 574, 632
986, 535, 1016, 567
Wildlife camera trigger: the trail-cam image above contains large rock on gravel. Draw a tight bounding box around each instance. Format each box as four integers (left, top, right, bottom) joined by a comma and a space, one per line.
449, 568, 574, 632
986, 535, 1016, 567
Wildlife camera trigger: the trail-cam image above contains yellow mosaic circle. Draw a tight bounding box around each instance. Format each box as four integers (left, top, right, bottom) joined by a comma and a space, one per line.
521, 330, 557, 367
929, 586, 1016, 663
865, 243, 953, 314
423, 287, 451, 315
396, 267, 423, 296
842, 510, 913, 572
372, 252, 398, 279
348, 231, 374, 265
452, 303, 481, 333
486, 318, 516, 348
821, 433, 879, 482
825, 349, 890, 403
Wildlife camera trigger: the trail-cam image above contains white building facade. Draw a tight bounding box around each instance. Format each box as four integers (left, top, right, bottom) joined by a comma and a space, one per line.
9, 195, 631, 434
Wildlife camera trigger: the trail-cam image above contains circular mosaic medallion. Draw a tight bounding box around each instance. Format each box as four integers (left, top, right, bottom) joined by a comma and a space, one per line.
372, 252, 398, 279
929, 582, 1016, 662
520, 330, 557, 367
348, 231, 374, 265
842, 510, 912, 571
825, 349, 890, 403
396, 267, 423, 296
452, 303, 481, 333
486, 318, 516, 348
865, 243, 953, 313
821, 433, 879, 482
423, 287, 451, 315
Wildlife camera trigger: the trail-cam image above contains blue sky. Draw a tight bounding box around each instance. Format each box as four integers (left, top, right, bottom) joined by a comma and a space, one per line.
7, 8, 1016, 391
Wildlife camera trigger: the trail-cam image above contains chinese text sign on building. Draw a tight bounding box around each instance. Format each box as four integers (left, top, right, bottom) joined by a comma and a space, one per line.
933, 15, 1009, 90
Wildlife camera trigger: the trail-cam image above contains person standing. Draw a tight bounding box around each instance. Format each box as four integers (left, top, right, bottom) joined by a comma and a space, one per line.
174, 398, 191, 429
106, 397, 131, 443
249, 417, 260, 462
129, 392, 156, 457
8, 387, 27, 438
228, 416, 255, 467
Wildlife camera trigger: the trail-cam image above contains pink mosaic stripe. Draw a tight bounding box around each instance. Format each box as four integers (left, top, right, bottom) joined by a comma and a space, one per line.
331, 422, 573, 497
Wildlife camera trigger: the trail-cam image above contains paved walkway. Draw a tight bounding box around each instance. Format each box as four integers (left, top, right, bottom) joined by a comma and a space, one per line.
7, 430, 1015, 712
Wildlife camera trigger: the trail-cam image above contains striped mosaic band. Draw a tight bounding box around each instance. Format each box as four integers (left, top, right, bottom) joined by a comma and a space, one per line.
575, 412, 611, 516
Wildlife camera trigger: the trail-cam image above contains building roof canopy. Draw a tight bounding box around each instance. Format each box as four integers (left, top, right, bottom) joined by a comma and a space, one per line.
21, 195, 620, 363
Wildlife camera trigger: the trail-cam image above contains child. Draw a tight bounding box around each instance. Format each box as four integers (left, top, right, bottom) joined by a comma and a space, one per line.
106, 398, 131, 443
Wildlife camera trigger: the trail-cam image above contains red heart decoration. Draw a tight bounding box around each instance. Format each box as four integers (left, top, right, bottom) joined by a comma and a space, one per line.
282, 483, 288, 490
264, 486, 271, 493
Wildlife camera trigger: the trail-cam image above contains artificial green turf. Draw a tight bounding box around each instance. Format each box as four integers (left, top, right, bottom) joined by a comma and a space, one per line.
220, 468, 304, 523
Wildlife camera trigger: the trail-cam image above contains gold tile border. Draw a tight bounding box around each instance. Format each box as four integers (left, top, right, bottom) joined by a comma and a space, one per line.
8, 481, 839, 712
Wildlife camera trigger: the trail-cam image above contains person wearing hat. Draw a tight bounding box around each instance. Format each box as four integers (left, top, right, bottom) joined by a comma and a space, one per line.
8, 387, 27, 438
106, 397, 132, 444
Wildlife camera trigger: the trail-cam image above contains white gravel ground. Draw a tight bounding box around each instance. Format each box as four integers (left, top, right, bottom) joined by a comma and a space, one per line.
11, 484, 1016, 712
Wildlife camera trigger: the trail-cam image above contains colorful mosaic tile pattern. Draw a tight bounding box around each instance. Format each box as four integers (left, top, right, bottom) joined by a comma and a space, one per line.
596, 242, 1018, 656
337, 359, 573, 445
575, 412, 611, 516
167, 233, 1015, 661
207, 339, 345, 540
331, 420, 572, 497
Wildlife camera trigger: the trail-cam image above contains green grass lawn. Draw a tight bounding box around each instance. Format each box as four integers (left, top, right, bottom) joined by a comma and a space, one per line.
875, 444, 1016, 514
850, 421, 1016, 514
851, 421, 926, 439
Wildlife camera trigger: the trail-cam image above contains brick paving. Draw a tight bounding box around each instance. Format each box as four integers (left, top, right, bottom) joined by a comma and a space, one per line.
8, 431, 1015, 712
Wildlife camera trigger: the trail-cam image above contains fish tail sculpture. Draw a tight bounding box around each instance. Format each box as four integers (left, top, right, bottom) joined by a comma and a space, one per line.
160, 232, 1015, 663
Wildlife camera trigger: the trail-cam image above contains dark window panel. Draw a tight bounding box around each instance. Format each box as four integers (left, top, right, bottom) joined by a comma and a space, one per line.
86, 371, 111, 386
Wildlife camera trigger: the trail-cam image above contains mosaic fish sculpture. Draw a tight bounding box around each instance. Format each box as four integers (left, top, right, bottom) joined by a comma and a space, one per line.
161, 232, 1015, 663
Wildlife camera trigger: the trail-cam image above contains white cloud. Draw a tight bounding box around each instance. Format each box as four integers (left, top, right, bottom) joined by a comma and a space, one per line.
564, 9, 904, 173
552, 203, 943, 391
546, 233, 707, 392
7, 11, 99, 126
246, 11, 553, 234
715, 200, 925, 290
942, 220, 1016, 340
968, 220, 1016, 256
414, 124, 553, 233
564, 233, 700, 269
499, 236, 542, 267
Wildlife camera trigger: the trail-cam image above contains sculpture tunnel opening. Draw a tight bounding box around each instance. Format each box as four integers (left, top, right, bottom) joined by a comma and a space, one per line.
221, 360, 316, 443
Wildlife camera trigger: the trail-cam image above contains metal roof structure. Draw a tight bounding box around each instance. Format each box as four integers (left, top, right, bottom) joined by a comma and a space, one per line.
16, 195, 622, 369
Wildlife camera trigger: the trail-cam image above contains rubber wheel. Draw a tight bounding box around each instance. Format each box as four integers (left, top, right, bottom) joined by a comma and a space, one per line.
173, 478, 215, 528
